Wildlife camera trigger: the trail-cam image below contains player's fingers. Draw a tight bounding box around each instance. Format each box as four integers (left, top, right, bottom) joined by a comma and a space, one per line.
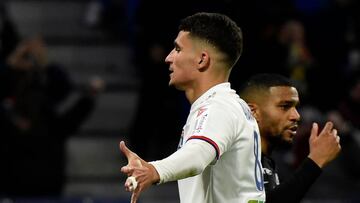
124, 176, 132, 188
322, 121, 334, 134
131, 190, 140, 203
124, 182, 131, 192
121, 165, 134, 175
332, 128, 338, 138
336, 134, 340, 143
336, 135, 341, 150
126, 176, 138, 192
119, 141, 133, 159
330, 129, 342, 150
309, 122, 318, 141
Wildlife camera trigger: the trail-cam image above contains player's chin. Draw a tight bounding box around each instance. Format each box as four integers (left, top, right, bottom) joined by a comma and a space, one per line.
169, 76, 178, 86
285, 137, 294, 144
278, 136, 293, 148
170, 81, 186, 91
169, 79, 177, 88
283, 132, 295, 143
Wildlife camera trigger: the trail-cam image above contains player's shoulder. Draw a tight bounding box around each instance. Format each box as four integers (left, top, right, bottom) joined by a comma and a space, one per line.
197, 94, 242, 120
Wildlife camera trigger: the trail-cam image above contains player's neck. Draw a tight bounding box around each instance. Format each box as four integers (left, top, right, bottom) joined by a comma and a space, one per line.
261, 136, 274, 156
185, 78, 227, 104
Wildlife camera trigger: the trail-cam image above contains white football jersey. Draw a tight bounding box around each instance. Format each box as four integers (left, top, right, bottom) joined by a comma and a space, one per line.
177, 83, 265, 203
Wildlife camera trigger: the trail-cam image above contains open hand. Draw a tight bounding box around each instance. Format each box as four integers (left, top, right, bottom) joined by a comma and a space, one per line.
119, 141, 160, 203
308, 122, 341, 168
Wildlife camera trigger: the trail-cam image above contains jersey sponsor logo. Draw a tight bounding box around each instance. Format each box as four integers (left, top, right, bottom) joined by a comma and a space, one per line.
193, 110, 209, 136
263, 168, 280, 189
197, 107, 207, 117
275, 173, 280, 185
263, 167, 273, 175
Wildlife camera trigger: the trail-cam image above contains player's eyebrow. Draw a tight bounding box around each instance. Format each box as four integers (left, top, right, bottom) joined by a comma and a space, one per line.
279, 99, 300, 107
174, 41, 180, 48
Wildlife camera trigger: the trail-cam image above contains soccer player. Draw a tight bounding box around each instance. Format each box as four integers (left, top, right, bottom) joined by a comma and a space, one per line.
119, 12, 265, 203
239, 73, 341, 202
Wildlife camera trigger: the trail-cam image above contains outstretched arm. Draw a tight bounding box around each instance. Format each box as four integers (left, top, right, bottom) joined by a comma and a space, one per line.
119, 139, 216, 203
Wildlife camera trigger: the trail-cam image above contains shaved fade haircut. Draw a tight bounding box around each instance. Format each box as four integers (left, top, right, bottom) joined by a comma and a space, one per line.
239, 73, 295, 103
179, 12, 243, 69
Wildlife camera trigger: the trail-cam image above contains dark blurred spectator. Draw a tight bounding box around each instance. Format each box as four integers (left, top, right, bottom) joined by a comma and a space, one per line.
0, 2, 20, 63
228, 0, 297, 90
327, 73, 360, 179
127, 0, 202, 160
296, 0, 352, 111
278, 20, 314, 102
336, 74, 360, 128
84, 0, 128, 41
0, 37, 104, 198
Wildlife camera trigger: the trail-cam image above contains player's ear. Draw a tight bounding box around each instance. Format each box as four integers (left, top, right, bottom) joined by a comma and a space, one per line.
248, 103, 260, 121
198, 52, 209, 71
198, 56, 203, 64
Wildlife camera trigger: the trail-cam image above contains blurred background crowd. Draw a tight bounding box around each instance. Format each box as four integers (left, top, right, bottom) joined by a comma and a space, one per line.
0, 0, 359, 202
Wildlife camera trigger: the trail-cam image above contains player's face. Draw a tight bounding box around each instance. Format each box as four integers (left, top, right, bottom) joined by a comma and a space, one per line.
257, 86, 300, 143
165, 31, 200, 90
